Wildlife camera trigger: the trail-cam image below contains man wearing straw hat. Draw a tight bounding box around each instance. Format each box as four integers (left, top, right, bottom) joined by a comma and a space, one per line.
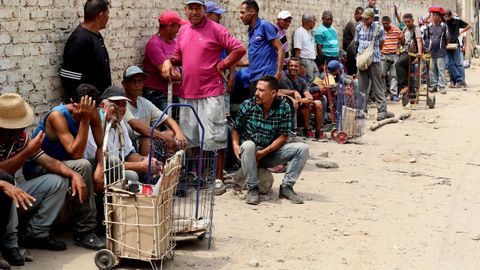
0, 93, 85, 266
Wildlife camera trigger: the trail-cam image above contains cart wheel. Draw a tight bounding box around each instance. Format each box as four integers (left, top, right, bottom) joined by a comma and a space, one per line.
327, 123, 336, 132
330, 129, 337, 139
198, 233, 205, 240
401, 93, 410, 106
473, 47, 480, 59
94, 249, 116, 270
336, 132, 348, 144
427, 95, 436, 109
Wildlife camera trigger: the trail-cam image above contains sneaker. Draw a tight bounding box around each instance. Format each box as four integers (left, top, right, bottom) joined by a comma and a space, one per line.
268, 164, 287, 173
314, 130, 324, 140
214, 179, 227, 196
245, 187, 260, 205
448, 82, 456, 88
456, 81, 467, 88
73, 231, 106, 250
305, 130, 314, 138
279, 184, 303, 204
23, 236, 67, 251
376, 112, 395, 121
439, 88, 447, 94
0, 248, 24, 266
390, 95, 399, 102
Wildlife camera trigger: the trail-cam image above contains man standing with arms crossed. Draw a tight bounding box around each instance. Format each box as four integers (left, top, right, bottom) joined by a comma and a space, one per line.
162, 0, 246, 196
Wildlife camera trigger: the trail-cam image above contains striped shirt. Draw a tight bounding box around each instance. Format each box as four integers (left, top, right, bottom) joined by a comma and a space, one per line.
381, 25, 401, 55
354, 23, 385, 63
314, 24, 340, 57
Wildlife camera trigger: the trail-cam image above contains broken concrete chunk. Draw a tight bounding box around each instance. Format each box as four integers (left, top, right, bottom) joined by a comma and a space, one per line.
316, 160, 339, 169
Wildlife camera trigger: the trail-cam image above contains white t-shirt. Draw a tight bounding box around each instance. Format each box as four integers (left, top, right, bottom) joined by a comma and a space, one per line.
124, 96, 168, 139
84, 118, 135, 160
293, 26, 317, 59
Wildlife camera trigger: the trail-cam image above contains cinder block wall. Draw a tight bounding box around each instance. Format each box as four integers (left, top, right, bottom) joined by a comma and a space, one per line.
0, 0, 455, 120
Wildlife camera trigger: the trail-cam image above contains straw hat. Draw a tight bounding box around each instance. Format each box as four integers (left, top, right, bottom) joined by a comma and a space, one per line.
0, 93, 34, 129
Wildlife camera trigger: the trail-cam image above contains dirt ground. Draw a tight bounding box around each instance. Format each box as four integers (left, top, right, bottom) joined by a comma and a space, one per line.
12, 59, 480, 270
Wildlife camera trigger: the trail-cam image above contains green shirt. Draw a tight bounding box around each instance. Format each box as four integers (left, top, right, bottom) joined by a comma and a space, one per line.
234, 97, 292, 147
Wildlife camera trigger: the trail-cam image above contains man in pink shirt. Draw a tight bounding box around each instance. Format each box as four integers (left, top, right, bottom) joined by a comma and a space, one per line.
163, 0, 246, 195
143, 11, 186, 119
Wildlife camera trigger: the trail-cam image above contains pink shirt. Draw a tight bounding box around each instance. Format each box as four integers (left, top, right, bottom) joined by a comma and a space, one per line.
172, 17, 245, 99
143, 35, 181, 96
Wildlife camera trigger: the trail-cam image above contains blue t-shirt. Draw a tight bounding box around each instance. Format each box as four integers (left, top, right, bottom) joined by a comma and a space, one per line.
314, 24, 340, 57
248, 18, 278, 82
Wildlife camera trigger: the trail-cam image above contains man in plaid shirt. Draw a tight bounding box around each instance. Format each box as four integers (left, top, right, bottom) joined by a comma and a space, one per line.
232, 76, 309, 205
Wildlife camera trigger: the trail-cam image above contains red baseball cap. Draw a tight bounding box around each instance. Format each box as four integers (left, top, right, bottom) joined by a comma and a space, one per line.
159, 11, 187, 25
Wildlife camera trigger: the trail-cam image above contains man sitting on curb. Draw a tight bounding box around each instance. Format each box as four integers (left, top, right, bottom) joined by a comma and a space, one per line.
279, 58, 324, 140
0, 94, 86, 267
232, 76, 309, 205
22, 84, 105, 250
83, 85, 163, 182
121, 66, 186, 156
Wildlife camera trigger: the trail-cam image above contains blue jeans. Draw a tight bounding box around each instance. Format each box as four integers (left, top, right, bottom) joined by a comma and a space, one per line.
446, 48, 465, 84
143, 88, 180, 120
240, 140, 309, 190
2, 173, 68, 248
430, 57, 446, 90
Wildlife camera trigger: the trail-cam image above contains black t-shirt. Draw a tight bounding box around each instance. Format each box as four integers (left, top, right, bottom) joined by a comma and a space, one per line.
446, 18, 468, 43
61, 25, 111, 101
280, 74, 308, 98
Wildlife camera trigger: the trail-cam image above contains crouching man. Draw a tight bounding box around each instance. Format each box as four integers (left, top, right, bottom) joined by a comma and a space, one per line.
232, 76, 309, 205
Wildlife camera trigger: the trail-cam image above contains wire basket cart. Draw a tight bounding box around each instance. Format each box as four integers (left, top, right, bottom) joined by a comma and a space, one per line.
148, 104, 216, 249
94, 104, 183, 270
334, 70, 366, 144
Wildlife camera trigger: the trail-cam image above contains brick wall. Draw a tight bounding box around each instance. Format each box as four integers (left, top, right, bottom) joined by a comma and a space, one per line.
0, 0, 456, 121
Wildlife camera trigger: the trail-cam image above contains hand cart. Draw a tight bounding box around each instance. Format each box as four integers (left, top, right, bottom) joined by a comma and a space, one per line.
148, 104, 216, 249
333, 69, 366, 144
94, 104, 183, 270
402, 53, 435, 109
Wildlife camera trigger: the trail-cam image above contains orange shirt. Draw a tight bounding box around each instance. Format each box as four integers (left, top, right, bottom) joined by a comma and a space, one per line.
382, 25, 402, 55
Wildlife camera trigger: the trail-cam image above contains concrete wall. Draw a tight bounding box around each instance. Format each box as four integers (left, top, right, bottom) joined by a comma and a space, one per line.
0, 0, 456, 121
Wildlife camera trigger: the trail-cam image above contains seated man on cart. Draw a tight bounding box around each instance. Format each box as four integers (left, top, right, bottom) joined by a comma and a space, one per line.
121, 66, 187, 156
232, 76, 309, 205
279, 58, 324, 139
83, 85, 163, 183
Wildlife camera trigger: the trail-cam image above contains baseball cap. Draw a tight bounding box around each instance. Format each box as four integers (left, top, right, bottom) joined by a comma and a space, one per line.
159, 11, 187, 25
206, 1, 226, 14
362, 8, 375, 19
277, 10, 292, 20
185, 0, 206, 5
101, 86, 131, 102
123, 66, 147, 79
327, 60, 344, 72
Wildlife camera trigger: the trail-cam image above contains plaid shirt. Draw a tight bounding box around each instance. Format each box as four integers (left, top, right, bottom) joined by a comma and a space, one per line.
354, 23, 385, 63
234, 97, 292, 147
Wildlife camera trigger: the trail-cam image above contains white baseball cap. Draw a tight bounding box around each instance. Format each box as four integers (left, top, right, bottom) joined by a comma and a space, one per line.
277, 10, 292, 20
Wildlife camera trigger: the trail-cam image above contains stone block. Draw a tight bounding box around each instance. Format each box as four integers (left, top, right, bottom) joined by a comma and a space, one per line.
0, 9, 13, 19
30, 10, 48, 19
37, 21, 54, 31
0, 73, 7, 84
5, 44, 23, 57
39, 43, 56, 55
233, 168, 274, 195
7, 72, 23, 83
0, 84, 17, 94
20, 21, 37, 31
0, 59, 15, 70
0, 34, 12, 45
37, 0, 53, 6
29, 92, 45, 104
